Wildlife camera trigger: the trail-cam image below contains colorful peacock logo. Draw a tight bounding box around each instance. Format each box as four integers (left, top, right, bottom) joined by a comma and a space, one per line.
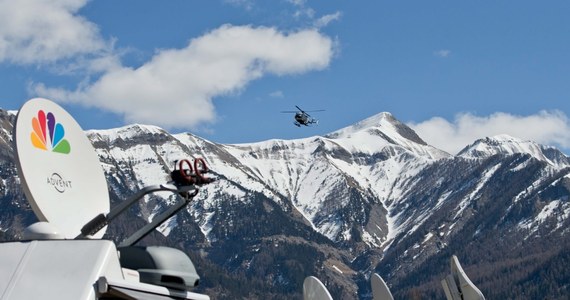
30, 110, 71, 154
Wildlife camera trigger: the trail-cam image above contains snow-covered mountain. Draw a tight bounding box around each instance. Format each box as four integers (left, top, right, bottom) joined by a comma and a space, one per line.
458, 134, 570, 166
1, 108, 569, 299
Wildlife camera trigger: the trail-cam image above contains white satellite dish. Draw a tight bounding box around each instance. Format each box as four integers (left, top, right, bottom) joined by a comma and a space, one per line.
371, 273, 394, 300
14, 98, 110, 239
441, 255, 485, 300
303, 276, 333, 300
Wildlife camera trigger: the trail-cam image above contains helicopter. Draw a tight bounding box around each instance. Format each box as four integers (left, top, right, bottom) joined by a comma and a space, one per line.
281, 105, 325, 127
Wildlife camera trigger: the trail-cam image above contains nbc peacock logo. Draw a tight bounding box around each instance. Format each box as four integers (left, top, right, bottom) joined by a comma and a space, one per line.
30, 110, 71, 154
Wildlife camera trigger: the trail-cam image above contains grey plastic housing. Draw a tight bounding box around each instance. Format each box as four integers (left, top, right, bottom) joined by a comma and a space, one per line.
118, 246, 200, 291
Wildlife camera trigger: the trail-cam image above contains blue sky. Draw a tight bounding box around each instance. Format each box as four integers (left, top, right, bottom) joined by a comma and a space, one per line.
1, 0, 570, 154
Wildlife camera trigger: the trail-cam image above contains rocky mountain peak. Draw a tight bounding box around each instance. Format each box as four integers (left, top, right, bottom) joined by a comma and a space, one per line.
457, 134, 569, 166
87, 123, 169, 146
326, 112, 411, 138
325, 112, 449, 159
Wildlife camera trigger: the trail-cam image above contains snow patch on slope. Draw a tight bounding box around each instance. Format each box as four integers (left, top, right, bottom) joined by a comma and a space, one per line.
455, 163, 502, 218
518, 200, 570, 234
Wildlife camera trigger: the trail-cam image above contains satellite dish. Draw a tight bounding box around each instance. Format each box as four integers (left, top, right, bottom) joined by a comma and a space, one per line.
13, 98, 109, 239
371, 273, 394, 300
303, 276, 333, 300
441, 255, 485, 300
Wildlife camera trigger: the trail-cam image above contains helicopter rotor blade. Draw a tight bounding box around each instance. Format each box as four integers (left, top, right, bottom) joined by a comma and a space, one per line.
282, 106, 324, 117
302, 109, 324, 117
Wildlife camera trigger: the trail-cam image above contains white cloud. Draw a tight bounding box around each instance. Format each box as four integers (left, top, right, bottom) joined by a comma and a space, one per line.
293, 7, 316, 19
314, 12, 342, 29
4, 0, 336, 130
0, 0, 110, 66
408, 111, 570, 154
224, 0, 254, 11
287, 0, 307, 6
434, 49, 451, 58
33, 24, 335, 129
269, 90, 284, 98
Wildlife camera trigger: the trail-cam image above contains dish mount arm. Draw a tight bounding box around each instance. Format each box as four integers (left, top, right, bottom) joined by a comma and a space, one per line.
77, 184, 197, 243
77, 158, 216, 245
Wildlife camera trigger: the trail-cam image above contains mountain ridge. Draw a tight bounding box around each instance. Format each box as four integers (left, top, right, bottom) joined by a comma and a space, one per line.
1, 107, 570, 299
457, 133, 570, 166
